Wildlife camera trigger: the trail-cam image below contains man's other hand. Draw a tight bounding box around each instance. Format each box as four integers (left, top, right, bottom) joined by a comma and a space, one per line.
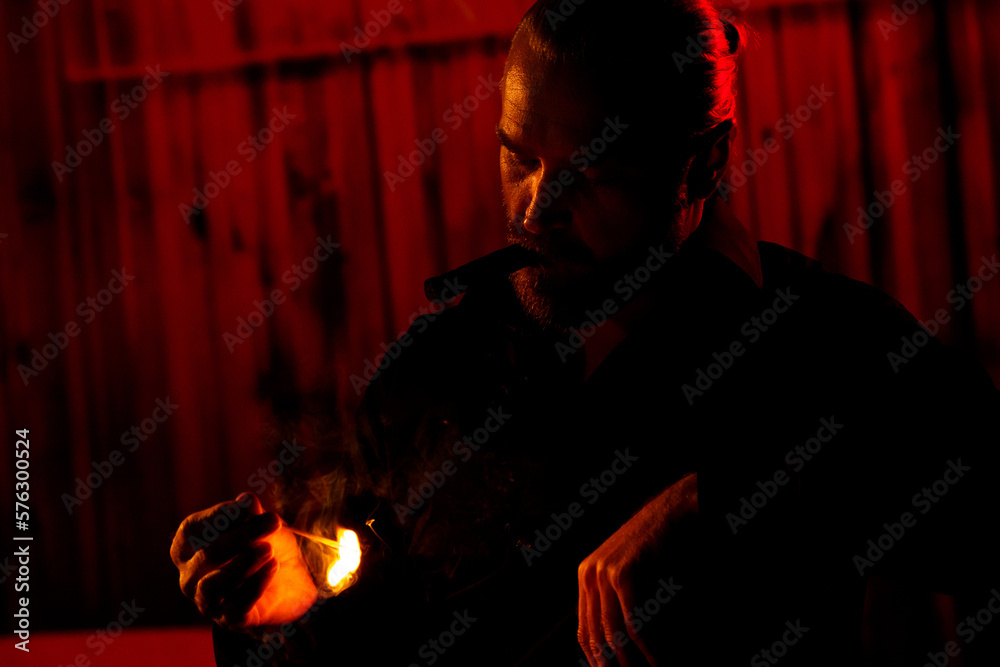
577, 472, 699, 667
170, 492, 318, 631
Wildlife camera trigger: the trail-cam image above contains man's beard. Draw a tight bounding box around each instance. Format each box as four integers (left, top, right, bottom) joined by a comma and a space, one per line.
506, 246, 600, 335
502, 176, 690, 335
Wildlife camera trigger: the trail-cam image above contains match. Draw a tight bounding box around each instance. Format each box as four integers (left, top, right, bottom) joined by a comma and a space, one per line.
286, 526, 342, 551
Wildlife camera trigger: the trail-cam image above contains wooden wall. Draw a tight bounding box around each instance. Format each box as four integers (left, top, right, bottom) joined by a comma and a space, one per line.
0, 0, 997, 631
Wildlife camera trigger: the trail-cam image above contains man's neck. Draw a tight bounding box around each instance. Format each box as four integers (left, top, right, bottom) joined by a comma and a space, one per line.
579, 196, 760, 381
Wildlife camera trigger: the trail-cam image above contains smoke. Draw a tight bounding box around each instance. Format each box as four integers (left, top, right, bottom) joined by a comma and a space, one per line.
263, 383, 371, 598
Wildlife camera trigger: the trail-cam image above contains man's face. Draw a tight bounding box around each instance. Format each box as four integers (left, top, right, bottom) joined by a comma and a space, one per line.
499, 37, 690, 332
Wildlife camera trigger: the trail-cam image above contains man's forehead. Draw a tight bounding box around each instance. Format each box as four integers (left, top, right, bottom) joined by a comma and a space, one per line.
500, 58, 614, 153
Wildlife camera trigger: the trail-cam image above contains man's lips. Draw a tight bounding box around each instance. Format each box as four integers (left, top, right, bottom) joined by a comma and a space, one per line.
515, 243, 591, 270
530, 257, 593, 279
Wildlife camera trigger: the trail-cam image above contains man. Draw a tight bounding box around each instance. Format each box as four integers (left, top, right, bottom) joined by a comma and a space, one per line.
172, 1, 999, 664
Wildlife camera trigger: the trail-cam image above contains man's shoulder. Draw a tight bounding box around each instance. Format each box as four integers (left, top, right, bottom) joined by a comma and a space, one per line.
756, 240, 923, 341
758, 241, 900, 306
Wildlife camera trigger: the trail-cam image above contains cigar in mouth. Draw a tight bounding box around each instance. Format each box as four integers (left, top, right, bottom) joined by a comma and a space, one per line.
423, 244, 539, 301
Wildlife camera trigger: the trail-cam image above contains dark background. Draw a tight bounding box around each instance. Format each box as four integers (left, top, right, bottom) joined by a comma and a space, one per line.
1, 0, 998, 655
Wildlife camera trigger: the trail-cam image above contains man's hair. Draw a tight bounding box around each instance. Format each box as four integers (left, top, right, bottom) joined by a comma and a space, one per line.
509, 0, 747, 156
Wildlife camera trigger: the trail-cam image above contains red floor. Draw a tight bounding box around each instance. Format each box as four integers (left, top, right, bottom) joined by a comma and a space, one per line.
3, 626, 216, 667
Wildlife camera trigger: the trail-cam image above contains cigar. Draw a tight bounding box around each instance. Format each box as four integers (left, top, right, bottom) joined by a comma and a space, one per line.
423, 244, 539, 301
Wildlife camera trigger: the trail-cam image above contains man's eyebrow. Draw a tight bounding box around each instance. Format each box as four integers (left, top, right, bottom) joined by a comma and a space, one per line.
495, 124, 531, 154
495, 122, 620, 168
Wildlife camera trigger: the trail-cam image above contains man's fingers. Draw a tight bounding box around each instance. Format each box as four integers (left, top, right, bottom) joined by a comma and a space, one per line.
171, 493, 259, 564
597, 568, 634, 667
578, 561, 598, 666
202, 512, 280, 563
616, 581, 660, 667
217, 558, 278, 630
619, 583, 659, 667
585, 576, 608, 666
613, 581, 652, 667
179, 549, 214, 601
178, 513, 279, 603
173, 492, 276, 607
195, 542, 273, 618
243, 492, 264, 515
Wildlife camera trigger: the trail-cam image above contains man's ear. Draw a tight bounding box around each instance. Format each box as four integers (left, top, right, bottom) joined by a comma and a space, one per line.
688, 120, 735, 200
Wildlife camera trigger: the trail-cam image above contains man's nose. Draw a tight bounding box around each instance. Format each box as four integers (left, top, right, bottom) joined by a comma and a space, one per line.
522, 170, 572, 235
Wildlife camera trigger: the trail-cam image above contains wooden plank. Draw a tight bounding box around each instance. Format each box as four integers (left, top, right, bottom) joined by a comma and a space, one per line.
729, 60, 757, 239
854, 0, 922, 312
60, 0, 108, 619
157, 75, 226, 517
777, 3, 834, 256
816, 4, 872, 284
894, 3, 957, 330
736, 9, 797, 249
438, 46, 508, 269
276, 73, 331, 393
464, 47, 509, 260
370, 54, 435, 332
202, 75, 270, 497
948, 0, 1000, 372
322, 60, 390, 403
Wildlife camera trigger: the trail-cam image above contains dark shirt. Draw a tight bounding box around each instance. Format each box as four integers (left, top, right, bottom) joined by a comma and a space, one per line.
214, 233, 999, 666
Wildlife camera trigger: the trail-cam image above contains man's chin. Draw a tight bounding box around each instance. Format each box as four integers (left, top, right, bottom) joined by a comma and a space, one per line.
510, 265, 599, 335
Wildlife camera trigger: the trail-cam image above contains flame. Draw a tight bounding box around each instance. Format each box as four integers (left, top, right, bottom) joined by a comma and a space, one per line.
326, 528, 361, 590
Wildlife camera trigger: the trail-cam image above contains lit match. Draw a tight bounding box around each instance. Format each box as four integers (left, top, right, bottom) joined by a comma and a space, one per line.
287, 527, 342, 550
286, 524, 362, 591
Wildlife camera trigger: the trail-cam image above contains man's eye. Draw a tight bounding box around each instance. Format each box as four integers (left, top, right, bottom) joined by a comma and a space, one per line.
506, 151, 539, 170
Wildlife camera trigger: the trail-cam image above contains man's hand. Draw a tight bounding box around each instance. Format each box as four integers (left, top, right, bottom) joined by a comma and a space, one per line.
577, 472, 699, 667
170, 492, 318, 631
